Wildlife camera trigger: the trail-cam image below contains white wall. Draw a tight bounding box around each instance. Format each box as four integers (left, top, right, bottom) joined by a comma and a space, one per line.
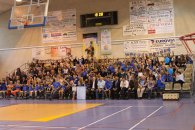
0, 0, 195, 78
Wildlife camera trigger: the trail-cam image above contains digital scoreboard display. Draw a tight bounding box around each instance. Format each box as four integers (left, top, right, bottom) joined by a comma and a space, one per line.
80, 11, 118, 27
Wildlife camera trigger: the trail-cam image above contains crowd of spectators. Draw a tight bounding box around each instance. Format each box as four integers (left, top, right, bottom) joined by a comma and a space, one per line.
0, 53, 193, 100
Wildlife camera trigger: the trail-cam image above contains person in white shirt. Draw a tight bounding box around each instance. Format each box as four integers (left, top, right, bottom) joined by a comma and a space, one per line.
119, 77, 129, 99
174, 71, 185, 87
96, 77, 105, 99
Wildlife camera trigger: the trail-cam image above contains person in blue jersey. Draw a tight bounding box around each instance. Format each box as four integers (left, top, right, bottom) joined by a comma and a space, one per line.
22, 84, 29, 98
164, 55, 171, 65
0, 80, 7, 98
108, 64, 115, 75
81, 69, 88, 81
59, 81, 66, 100
104, 76, 112, 99
11, 81, 21, 99
167, 65, 174, 75
34, 83, 40, 98
156, 74, 166, 96
29, 83, 34, 98
52, 78, 61, 99
38, 83, 45, 99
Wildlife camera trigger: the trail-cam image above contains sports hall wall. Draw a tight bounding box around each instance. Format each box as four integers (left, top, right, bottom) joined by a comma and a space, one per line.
0, 0, 195, 78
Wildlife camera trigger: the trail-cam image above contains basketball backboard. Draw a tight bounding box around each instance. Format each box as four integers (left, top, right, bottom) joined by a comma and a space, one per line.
8, 0, 49, 29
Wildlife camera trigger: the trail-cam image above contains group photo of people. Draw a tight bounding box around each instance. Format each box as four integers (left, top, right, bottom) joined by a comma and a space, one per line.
0, 52, 193, 100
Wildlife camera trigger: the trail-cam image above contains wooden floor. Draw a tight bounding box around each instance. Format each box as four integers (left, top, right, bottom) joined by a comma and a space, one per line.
0, 103, 101, 122
0, 98, 195, 130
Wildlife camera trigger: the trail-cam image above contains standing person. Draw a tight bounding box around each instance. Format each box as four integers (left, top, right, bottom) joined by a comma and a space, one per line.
96, 77, 105, 99
104, 77, 112, 99
85, 41, 95, 58
137, 76, 147, 99
119, 77, 129, 99
112, 76, 120, 99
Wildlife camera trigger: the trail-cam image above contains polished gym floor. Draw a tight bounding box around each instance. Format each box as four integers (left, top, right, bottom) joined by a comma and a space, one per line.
0, 98, 195, 130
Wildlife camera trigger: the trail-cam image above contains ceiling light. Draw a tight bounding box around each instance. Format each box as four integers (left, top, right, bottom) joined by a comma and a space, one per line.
16, 0, 22, 2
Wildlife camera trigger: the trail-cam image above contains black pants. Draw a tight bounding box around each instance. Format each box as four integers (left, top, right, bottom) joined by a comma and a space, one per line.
120, 88, 128, 99
111, 89, 120, 99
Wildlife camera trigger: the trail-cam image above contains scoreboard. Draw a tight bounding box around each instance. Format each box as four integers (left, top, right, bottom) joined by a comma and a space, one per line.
80, 11, 118, 27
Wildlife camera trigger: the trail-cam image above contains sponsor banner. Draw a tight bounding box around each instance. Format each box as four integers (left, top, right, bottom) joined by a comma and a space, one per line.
32, 45, 71, 60
101, 29, 112, 55
42, 9, 77, 43
127, 0, 174, 36
83, 33, 98, 58
124, 40, 149, 53
124, 38, 178, 54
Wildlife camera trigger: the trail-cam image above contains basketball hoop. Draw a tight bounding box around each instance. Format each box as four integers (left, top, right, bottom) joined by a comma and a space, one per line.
8, 0, 49, 29
179, 33, 195, 60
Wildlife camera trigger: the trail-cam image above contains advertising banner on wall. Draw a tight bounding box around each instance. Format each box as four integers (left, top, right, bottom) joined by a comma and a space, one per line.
124, 37, 177, 54
32, 45, 71, 60
101, 29, 112, 55
42, 9, 77, 43
126, 0, 174, 36
83, 33, 98, 58
124, 40, 149, 53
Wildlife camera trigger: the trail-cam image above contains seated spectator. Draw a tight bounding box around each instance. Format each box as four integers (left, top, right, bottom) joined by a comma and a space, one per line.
11, 81, 21, 99
6, 81, 14, 98
146, 76, 156, 99
29, 83, 34, 98
173, 71, 185, 87
104, 76, 112, 99
22, 84, 29, 98
88, 76, 98, 99
156, 74, 166, 96
119, 77, 129, 99
127, 75, 138, 99
0, 80, 7, 98
111, 76, 120, 99
34, 83, 40, 98
137, 76, 147, 99
59, 82, 66, 100
45, 84, 53, 100
96, 77, 105, 99
70, 80, 77, 100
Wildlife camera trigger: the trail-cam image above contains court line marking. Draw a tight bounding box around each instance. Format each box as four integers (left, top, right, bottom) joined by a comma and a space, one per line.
0, 124, 79, 129
78, 106, 132, 130
128, 106, 163, 130
101, 106, 161, 108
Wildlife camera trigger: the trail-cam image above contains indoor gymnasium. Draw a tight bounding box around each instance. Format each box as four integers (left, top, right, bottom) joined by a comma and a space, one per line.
0, 0, 195, 130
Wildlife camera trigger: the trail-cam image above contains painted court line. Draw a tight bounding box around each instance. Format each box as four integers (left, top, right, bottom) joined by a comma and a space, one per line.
78, 106, 132, 130
101, 106, 161, 108
0, 124, 79, 129
129, 106, 164, 130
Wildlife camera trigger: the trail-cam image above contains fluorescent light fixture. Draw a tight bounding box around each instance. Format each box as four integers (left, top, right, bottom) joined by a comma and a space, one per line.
16, 0, 22, 2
